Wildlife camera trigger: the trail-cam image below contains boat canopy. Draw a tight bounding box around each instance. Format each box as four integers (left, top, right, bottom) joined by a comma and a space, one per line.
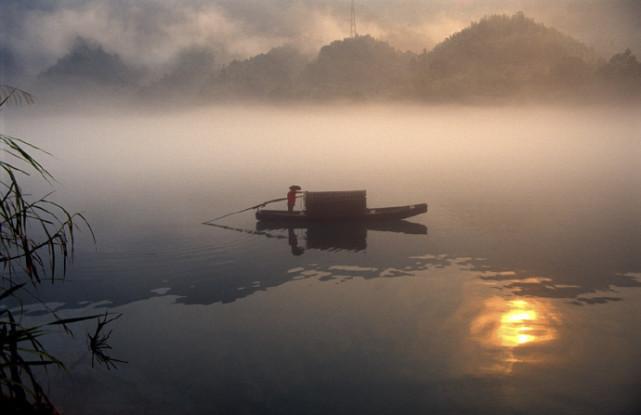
304, 190, 366, 218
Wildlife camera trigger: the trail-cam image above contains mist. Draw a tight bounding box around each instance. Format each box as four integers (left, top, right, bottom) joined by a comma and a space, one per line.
3, 3, 641, 415
1, 1, 640, 108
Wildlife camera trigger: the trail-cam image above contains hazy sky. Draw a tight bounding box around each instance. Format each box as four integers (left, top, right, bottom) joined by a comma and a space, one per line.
2, 0, 640, 75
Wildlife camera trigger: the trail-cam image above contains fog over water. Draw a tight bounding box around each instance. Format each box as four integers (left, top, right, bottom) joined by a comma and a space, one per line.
3, 0, 641, 413
4, 104, 641, 414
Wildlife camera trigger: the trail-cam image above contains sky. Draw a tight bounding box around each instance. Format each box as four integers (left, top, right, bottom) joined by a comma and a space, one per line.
2, 0, 640, 77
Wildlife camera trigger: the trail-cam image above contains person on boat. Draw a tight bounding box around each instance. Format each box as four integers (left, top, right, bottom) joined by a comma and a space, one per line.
287, 185, 301, 212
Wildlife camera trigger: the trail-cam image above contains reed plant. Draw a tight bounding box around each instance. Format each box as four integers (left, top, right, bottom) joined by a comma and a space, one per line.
0, 85, 123, 414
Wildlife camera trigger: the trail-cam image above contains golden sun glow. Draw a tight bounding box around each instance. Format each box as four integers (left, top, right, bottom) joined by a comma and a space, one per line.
469, 297, 559, 373
498, 301, 540, 347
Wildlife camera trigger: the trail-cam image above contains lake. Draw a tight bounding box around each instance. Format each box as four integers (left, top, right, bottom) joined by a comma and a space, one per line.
5, 104, 641, 414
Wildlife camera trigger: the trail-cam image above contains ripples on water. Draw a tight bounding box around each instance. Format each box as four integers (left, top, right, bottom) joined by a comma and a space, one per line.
6, 105, 641, 414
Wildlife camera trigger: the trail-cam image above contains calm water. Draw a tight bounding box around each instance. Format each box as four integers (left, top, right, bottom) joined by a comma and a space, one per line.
5, 105, 641, 414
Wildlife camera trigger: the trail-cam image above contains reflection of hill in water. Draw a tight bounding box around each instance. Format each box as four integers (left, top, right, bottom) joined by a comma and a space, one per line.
28, 209, 641, 311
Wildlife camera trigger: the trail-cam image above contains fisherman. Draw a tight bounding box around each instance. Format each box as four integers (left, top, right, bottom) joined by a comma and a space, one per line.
287, 185, 301, 212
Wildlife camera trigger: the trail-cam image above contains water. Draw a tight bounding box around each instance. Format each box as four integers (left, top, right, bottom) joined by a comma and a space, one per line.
5, 104, 641, 414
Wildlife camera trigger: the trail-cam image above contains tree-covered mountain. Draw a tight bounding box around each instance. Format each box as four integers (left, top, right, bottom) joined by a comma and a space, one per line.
38, 38, 140, 89
141, 46, 216, 101
204, 46, 308, 99
29, 13, 641, 103
411, 12, 601, 99
301, 35, 414, 99
599, 49, 641, 81
593, 48, 641, 98
204, 36, 412, 99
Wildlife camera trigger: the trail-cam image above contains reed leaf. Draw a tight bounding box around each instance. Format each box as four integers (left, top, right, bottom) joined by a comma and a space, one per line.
1, 85, 123, 412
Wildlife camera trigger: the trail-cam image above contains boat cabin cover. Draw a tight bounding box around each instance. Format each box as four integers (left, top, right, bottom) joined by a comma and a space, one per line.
304, 190, 366, 218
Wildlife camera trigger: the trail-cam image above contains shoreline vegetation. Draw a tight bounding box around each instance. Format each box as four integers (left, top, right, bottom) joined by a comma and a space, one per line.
0, 86, 123, 415
8, 13, 640, 107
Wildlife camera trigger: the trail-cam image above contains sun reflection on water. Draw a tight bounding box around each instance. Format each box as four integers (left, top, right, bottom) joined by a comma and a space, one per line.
470, 297, 559, 373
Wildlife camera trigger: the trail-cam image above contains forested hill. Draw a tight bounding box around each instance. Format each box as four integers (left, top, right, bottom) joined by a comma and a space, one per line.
202, 36, 413, 99
31, 13, 641, 103
39, 37, 140, 88
301, 35, 415, 98
203, 46, 308, 99
199, 12, 640, 101
411, 12, 602, 98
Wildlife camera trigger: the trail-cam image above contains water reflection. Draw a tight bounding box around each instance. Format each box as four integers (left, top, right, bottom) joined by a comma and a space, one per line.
476, 270, 641, 305
257, 220, 428, 254
287, 228, 305, 256
470, 297, 559, 374
11, 108, 641, 415
28, 220, 431, 309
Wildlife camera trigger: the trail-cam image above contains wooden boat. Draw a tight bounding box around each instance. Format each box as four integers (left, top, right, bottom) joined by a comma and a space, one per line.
256, 203, 428, 222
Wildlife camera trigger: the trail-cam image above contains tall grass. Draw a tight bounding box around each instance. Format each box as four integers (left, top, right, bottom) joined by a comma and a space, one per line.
0, 86, 123, 414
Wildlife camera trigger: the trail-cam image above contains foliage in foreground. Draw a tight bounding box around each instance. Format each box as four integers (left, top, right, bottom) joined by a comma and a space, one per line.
0, 85, 124, 414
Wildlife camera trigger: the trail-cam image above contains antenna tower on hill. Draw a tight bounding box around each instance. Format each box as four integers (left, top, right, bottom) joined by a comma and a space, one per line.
350, 0, 358, 38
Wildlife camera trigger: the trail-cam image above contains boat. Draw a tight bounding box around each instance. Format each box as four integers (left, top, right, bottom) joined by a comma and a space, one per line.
256, 203, 428, 222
